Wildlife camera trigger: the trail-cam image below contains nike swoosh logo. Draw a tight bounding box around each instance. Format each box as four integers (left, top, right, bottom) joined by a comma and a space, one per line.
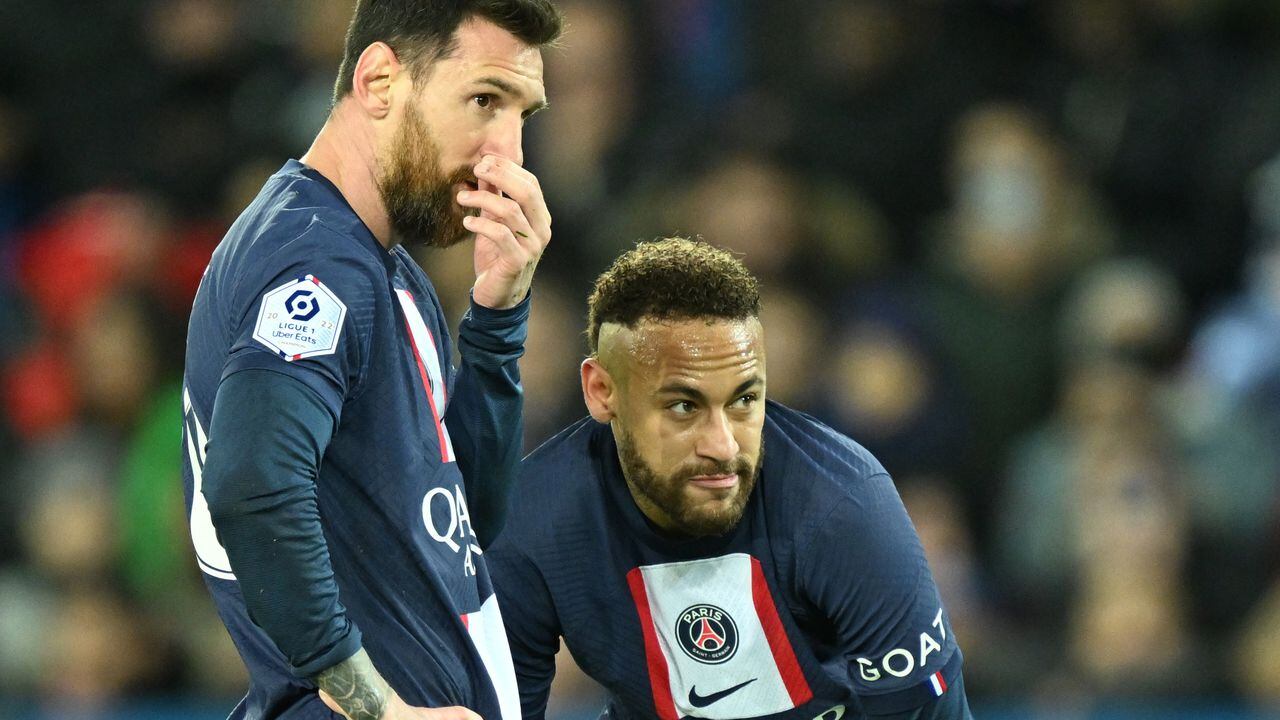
687, 678, 757, 708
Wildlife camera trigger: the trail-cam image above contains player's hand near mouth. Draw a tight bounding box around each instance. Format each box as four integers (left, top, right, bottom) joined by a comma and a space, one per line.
458, 153, 552, 311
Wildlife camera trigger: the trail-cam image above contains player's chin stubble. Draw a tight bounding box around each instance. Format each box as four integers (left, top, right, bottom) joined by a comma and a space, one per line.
618, 430, 760, 537
378, 104, 473, 249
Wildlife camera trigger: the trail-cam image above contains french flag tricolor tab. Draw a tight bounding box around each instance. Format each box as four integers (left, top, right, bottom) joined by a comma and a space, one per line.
927, 671, 948, 697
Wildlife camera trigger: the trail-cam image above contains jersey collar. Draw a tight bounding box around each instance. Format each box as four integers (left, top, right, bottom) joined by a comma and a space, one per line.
284, 159, 398, 276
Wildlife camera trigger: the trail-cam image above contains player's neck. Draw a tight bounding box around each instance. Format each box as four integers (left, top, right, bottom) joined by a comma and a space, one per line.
301, 107, 394, 250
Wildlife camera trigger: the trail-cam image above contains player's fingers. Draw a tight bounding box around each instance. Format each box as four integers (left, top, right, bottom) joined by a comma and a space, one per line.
462, 215, 527, 258
474, 155, 550, 242
475, 177, 501, 220
317, 690, 351, 718
456, 190, 529, 235
456, 192, 541, 256
473, 155, 537, 207
417, 706, 482, 720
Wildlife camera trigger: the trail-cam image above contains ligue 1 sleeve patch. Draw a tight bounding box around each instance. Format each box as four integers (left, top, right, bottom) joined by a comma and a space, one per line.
252, 274, 347, 361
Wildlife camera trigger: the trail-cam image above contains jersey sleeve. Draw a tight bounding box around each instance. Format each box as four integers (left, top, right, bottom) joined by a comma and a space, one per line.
446, 292, 529, 548
221, 221, 383, 417
799, 472, 966, 716
488, 531, 561, 720
203, 368, 362, 678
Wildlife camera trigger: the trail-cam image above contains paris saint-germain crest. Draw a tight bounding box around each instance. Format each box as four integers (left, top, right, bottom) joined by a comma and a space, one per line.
676, 604, 739, 664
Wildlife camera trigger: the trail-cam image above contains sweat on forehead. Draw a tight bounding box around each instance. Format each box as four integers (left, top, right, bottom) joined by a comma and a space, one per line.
596, 317, 764, 375
586, 237, 761, 354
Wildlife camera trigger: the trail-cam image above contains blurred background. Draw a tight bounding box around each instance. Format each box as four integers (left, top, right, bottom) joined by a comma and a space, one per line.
2, 0, 1280, 718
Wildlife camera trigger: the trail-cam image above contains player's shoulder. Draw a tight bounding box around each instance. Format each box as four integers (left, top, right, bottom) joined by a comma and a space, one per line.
762, 402, 922, 569
520, 417, 604, 489
764, 401, 888, 481
506, 417, 609, 529
764, 403, 926, 581
214, 161, 388, 288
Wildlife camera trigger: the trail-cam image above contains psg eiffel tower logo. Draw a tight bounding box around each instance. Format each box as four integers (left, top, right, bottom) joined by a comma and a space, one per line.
675, 604, 739, 664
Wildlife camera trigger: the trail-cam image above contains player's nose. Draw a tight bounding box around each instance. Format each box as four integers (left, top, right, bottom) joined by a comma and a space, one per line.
481, 116, 524, 167
696, 410, 740, 463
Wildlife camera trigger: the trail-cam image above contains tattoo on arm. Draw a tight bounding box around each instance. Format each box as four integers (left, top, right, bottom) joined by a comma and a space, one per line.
314, 648, 390, 720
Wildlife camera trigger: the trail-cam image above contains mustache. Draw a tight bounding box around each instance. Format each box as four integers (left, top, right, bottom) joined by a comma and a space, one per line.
445, 166, 475, 188
674, 457, 754, 482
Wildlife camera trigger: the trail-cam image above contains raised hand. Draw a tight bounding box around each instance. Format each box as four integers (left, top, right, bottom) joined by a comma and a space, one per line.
457, 154, 552, 310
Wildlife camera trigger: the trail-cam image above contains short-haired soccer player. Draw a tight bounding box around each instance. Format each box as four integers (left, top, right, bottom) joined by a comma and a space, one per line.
180, 2, 563, 718
489, 238, 973, 719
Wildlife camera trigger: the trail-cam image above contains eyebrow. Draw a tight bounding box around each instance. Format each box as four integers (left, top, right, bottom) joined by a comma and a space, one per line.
656, 377, 764, 403
474, 76, 549, 117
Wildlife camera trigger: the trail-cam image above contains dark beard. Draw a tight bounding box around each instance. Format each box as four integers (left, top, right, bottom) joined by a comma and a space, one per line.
378, 104, 473, 248
617, 430, 761, 537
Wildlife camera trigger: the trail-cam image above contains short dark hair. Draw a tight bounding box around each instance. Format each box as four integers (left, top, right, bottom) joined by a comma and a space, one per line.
332, 0, 564, 104
587, 237, 762, 354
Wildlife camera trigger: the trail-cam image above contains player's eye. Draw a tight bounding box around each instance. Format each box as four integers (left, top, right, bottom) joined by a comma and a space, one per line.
668, 400, 696, 416
473, 94, 495, 110
731, 393, 758, 410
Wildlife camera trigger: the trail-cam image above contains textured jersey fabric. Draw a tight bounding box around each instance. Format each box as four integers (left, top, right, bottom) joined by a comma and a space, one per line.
489, 401, 966, 720
182, 160, 526, 720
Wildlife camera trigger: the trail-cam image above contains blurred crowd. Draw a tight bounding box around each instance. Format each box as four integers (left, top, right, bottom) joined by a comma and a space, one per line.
3, 0, 1280, 716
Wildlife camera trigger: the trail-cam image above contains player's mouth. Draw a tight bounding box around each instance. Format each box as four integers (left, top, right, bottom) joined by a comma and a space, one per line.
688, 473, 738, 490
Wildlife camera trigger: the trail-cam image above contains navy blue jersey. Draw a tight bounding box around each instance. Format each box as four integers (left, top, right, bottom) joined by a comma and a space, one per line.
489, 402, 964, 720
182, 160, 522, 719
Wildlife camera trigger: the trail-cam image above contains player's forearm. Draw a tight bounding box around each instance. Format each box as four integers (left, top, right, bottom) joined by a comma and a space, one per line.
204, 369, 361, 676
448, 292, 530, 546
314, 648, 393, 720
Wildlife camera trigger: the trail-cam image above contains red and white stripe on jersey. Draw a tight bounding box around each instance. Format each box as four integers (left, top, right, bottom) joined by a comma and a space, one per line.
394, 289, 455, 463
626, 553, 813, 719
461, 593, 521, 720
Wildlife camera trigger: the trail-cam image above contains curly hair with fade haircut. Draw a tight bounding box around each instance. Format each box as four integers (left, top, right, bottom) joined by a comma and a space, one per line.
587, 237, 761, 354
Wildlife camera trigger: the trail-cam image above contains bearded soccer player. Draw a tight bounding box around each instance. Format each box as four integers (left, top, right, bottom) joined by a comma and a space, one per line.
180, 2, 563, 719
488, 239, 972, 720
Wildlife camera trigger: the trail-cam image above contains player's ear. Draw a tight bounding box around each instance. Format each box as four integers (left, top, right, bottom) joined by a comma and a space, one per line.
581, 357, 616, 423
351, 42, 401, 119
